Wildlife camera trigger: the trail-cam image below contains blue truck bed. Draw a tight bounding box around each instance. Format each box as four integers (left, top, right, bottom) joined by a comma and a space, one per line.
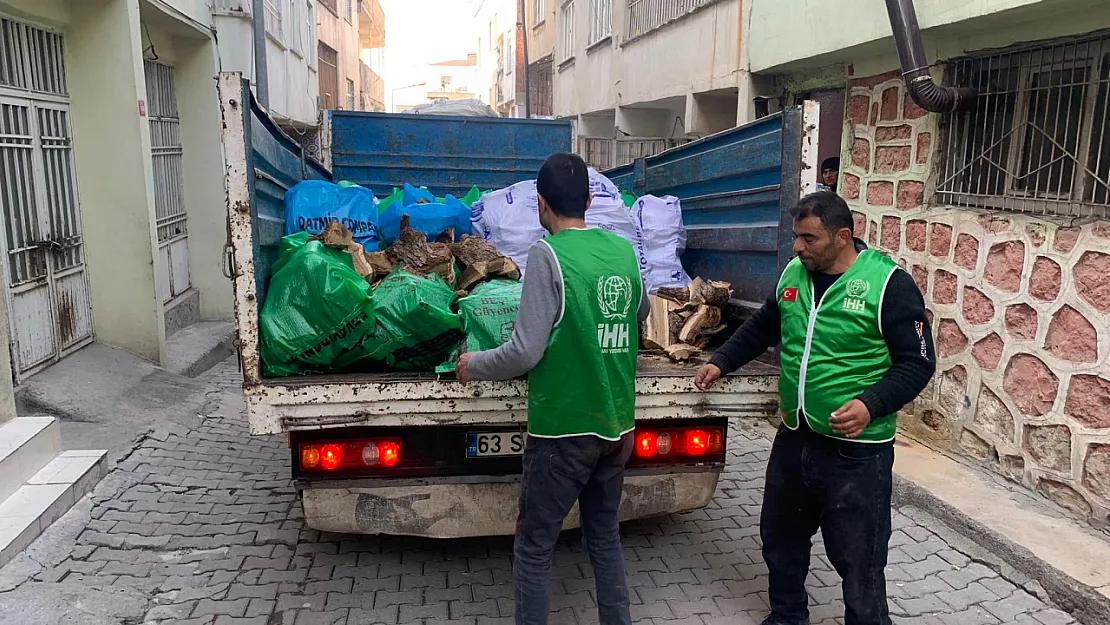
226, 75, 814, 386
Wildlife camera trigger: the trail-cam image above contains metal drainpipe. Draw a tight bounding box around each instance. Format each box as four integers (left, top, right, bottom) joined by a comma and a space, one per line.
252, 0, 270, 109
884, 0, 977, 112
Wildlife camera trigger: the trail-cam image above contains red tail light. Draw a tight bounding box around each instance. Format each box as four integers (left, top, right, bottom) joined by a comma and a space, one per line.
299, 440, 402, 472
320, 444, 343, 470
632, 426, 725, 461
379, 442, 401, 468
686, 430, 708, 456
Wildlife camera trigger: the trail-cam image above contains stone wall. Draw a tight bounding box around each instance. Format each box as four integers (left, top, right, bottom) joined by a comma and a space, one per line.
840, 71, 1110, 526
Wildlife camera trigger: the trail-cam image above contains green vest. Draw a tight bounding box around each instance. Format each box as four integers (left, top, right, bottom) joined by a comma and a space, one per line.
777, 249, 901, 443
528, 229, 642, 439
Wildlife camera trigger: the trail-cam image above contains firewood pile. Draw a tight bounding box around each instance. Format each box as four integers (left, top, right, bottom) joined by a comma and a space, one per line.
313, 217, 520, 293
643, 278, 733, 362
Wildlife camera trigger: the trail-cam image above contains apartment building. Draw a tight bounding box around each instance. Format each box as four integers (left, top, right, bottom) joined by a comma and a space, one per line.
553, 0, 755, 169
748, 0, 1110, 522
475, 0, 527, 118
213, 0, 320, 129
525, 0, 557, 117
317, 0, 360, 115
0, 0, 230, 383
359, 0, 386, 112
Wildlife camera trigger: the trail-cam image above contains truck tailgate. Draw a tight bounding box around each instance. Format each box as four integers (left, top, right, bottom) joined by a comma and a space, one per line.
245, 357, 779, 433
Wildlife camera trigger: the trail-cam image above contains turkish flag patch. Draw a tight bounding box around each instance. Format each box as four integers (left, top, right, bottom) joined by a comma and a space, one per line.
782, 288, 798, 302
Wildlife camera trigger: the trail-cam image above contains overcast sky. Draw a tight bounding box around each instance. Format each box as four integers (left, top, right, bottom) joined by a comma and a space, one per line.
379, 0, 482, 101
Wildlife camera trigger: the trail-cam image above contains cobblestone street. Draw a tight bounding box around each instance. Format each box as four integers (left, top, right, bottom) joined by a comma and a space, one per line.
0, 359, 1079, 625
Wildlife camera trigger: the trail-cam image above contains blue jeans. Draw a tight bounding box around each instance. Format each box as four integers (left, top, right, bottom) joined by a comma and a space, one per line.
761, 422, 895, 625
513, 433, 634, 625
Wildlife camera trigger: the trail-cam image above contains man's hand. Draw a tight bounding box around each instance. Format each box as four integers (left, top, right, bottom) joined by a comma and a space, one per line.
694, 364, 722, 391
457, 353, 474, 385
830, 399, 871, 439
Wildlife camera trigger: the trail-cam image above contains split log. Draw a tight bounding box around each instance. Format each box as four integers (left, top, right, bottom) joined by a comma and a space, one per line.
311, 220, 355, 248
655, 286, 690, 304
450, 235, 521, 292
345, 242, 373, 279
665, 343, 699, 362
679, 305, 722, 344
642, 295, 673, 350
364, 250, 396, 284
388, 214, 457, 284
688, 278, 733, 308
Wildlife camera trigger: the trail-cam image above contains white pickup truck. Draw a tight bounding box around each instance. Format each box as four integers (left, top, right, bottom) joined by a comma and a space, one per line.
219, 73, 818, 537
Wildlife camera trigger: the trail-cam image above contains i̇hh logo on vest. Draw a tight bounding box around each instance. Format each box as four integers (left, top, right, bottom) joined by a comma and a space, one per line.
596, 276, 633, 354
843, 278, 870, 313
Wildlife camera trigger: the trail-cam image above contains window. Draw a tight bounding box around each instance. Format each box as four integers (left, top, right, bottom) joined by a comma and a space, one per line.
627, 0, 721, 41
589, 0, 611, 45
264, 0, 283, 43
560, 1, 575, 62
534, 0, 546, 25
288, 0, 303, 55
346, 79, 355, 110
440, 75, 453, 91
937, 32, 1110, 217
345, 0, 353, 22
318, 42, 339, 110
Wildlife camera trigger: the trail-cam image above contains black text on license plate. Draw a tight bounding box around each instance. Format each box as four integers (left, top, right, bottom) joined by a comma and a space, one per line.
466, 432, 525, 458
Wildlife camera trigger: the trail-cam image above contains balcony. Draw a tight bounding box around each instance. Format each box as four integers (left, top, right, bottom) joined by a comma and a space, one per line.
360, 61, 385, 112
212, 0, 250, 15
359, 0, 386, 50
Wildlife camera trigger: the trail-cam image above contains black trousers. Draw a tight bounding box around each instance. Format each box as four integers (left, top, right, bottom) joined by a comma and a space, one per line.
761, 421, 895, 625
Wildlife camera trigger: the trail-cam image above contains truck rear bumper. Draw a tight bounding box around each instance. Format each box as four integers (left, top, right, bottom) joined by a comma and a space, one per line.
301, 470, 721, 538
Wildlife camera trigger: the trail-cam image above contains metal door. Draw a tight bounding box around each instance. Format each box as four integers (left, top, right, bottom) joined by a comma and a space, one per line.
0, 18, 93, 380
144, 60, 190, 303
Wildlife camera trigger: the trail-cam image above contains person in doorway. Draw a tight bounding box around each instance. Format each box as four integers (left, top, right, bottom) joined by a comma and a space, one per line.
457, 152, 650, 625
694, 191, 935, 625
819, 156, 841, 193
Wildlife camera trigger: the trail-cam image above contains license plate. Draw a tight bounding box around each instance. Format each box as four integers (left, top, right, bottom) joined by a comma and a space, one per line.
466, 432, 526, 458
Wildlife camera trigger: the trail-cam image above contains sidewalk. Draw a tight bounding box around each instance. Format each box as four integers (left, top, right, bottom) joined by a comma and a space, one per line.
0, 357, 1088, 625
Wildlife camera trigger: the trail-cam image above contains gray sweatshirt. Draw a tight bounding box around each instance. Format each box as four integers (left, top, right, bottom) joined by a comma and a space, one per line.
468, 240, 651, 381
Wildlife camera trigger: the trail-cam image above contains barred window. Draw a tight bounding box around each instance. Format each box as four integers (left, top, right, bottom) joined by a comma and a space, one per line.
936, 32, 1110, 217
590, 0, 612, 45
560, 1, 575, 62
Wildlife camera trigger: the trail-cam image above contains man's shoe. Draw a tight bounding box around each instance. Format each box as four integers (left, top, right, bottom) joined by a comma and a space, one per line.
760, 617, 809, 625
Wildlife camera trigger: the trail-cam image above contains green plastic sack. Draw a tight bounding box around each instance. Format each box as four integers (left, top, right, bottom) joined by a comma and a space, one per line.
260, 237, 377, 377
437, 280, 521, 375
460, 186, 483, 208
459, 280, 522, 352
377, 187, 403, 214
621, 190, 638, 208
336, 180, 359, 188
333, 267, 463, 371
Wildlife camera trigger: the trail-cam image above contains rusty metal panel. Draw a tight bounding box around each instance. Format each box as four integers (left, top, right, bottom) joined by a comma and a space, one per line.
8, 283, 54, 372
52, 269, 91, 352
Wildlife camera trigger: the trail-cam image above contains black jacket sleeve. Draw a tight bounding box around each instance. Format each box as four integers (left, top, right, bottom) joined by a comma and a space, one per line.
855, 270, 937, 418
708, 292, 781, 375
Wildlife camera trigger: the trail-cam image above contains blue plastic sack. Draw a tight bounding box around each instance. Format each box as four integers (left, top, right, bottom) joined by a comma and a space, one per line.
402, 183, 437, 207
378, 194, 471, 244
284, 180, 380, 248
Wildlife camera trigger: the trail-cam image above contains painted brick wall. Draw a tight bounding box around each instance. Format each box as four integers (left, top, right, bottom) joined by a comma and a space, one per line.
841, 71, 1110, 525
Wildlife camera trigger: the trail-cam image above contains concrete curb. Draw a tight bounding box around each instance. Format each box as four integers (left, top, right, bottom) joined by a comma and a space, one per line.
893, 473, 1110, 625
163, 321, 237, 379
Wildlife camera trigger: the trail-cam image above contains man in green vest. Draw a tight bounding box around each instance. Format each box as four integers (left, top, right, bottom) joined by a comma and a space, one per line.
457, 153, 649, 625
695, 192, 936, 625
